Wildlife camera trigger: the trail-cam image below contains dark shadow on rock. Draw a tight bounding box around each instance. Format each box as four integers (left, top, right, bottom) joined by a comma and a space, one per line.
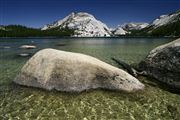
11, 81, 144, 97
112, 57, 180, 94
141, 75, 180, 94
0, 82, 23, 93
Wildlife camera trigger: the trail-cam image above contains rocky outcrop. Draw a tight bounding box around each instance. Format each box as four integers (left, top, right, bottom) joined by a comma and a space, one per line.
113, 27, 128, 35
139, 38, 180, 89
140, 10, 180, 36
150, 11, 180, 29
121, 22, 149, 31
41, 12, 111, 37
14, 49, 144, 92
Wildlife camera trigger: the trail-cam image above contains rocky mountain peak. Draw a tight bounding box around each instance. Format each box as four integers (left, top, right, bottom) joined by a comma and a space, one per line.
41, 12, 111, 37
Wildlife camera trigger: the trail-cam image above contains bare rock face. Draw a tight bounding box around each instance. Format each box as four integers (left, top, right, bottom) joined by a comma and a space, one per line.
41, 12, 111, 37
139, 38, 180, 89
14, 49, 144, 92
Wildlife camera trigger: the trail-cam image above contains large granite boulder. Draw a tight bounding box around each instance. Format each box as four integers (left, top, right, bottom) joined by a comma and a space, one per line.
14, 49, 144, 92
139, 38, 180, 89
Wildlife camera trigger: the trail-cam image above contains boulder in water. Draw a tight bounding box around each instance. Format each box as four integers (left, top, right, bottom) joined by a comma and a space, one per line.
14, 49, 144, 92
139, 38, 180, 89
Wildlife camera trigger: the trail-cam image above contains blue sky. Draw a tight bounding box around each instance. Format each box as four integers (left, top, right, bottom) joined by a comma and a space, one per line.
0, 0, 179, 28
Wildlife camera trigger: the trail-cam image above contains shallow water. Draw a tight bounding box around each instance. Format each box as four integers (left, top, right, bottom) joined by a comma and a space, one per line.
0, 37, 180, 119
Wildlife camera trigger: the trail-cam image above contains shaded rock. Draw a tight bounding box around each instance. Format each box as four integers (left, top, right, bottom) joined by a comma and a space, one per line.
14, 48, 144, 92
138, 38, 180, 89
19, 45, 36, 49
56, 43, 67, 46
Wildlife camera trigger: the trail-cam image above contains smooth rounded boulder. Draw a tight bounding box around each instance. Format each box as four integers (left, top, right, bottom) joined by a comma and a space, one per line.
139, 38, 180, 89
14, 48, 144, 92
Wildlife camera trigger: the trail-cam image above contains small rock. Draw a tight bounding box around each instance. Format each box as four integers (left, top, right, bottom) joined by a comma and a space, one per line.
3, 46, 11, 49
19, 45, 36, 49
18, 53, 32, 57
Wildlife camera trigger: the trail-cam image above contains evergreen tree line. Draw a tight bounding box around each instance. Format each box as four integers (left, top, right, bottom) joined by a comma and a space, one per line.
0, 25, 74, 37
0, 22, 180, 37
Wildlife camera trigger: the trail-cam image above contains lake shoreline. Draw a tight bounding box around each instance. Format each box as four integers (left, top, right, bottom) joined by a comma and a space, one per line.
0, 36, 178, 39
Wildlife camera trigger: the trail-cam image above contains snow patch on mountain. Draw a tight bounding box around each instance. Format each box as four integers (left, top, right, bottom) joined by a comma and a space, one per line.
41, 12, 111, 37
0, 26, 5, 31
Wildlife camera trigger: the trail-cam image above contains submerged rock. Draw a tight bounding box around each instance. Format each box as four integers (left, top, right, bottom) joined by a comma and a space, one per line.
14, 48, 144, 92
3, 46, 11, 49
139, 38, 180, 89
56, 43, 67, 46
19, 45, 36, 49
17, 53, 32, 57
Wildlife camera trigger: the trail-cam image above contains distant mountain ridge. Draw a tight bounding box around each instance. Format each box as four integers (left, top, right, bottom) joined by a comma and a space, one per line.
150, 10, 180, 29
130, 10, 180, 37
112, 22, 149, 36
0, 10, 179, 37
121, 22, 149, 31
